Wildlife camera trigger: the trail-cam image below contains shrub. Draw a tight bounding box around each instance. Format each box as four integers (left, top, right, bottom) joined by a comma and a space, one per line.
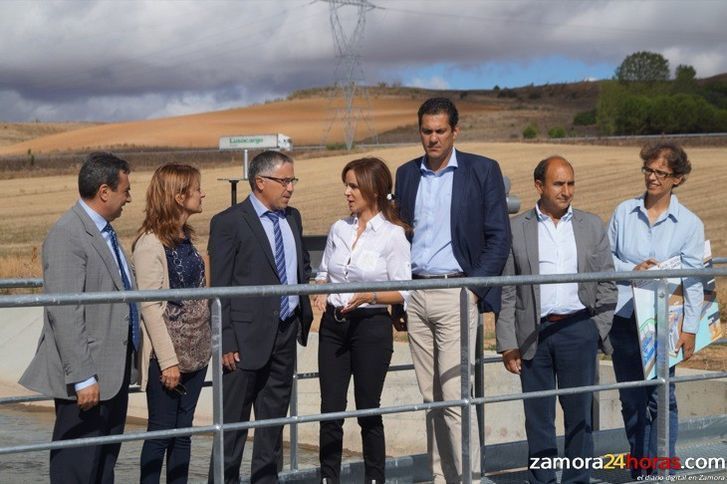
522, 124, 538, 139
547, 126, 567, 138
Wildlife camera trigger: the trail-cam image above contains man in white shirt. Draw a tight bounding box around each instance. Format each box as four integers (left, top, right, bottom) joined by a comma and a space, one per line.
496, 156, 616, 484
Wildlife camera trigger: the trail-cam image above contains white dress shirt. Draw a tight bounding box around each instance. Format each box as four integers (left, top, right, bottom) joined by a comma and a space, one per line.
316, 213, 411, 308
249, 193, 300, 312
536, 203, 585, 318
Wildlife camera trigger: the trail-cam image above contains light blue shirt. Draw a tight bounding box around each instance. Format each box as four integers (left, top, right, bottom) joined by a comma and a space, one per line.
536, 204, 585, 317
411, 149, 463, 275
250, 194, 300, 313
75, 199, 133, 391
608, 193, 704, 332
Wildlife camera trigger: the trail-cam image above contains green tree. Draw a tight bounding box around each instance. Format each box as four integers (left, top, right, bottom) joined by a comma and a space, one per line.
596, 81, 628, 135
615, 51, 670, 82
673, 64, 697, 93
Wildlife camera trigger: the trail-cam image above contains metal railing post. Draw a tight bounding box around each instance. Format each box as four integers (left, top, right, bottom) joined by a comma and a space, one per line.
211, 298, 225, 484
460, 289, 472, 484
290, 354, 299, 471
656, 278, 670, 480
474, 312, 485, 476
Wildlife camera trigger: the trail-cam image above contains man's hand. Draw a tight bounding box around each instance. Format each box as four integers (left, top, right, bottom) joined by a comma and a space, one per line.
76, 383, 100, 411
222, 352, 240, 371
160, 365, 181, 390
675, 332, 697, 360
634, 258, 659, 271
502, 349, 522, 375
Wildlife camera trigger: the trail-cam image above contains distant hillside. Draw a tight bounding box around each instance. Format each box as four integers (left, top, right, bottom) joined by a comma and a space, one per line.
0, 81, 603, 156
0, 121, 101, 148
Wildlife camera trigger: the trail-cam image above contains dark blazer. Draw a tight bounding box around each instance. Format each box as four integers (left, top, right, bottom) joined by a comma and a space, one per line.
395, 149, 512, 313
20, 202, 136, 400
207, 196, 313, 370
496, 208, 617, 360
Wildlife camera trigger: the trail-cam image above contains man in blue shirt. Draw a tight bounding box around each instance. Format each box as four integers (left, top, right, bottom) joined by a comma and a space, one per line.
395, 98, 511, 482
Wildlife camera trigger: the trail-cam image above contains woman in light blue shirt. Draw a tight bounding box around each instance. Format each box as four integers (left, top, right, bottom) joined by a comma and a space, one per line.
608, 142, 704, 478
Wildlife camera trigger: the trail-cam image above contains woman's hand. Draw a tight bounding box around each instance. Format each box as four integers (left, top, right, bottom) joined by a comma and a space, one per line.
160, 364, 181, 390
676, 332, 696, 360
634, 258, 658, 271
312, 294, 327, 311
341, 292, 374, 313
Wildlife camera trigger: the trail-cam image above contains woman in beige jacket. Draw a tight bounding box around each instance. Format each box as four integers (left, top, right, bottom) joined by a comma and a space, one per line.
132, 163, 210, 484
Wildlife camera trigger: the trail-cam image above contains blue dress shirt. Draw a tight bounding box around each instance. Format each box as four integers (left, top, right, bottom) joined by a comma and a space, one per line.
608, 193, 704, 332
250, 194, 300, 312
411, 149, 463, 275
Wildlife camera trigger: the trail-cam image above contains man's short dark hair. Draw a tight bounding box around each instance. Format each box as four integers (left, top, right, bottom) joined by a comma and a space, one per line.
418, 97, 459, 128
248, 150, 294, 191
78, 152, 130, 199
533, 155, 571, 183
640, 141, 691, 179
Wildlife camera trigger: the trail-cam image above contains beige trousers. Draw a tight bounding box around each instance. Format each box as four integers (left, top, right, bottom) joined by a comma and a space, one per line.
407, 287, 480, 483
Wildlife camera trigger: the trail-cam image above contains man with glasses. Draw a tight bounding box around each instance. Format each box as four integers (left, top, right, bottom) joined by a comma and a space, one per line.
207, 150, 313, 483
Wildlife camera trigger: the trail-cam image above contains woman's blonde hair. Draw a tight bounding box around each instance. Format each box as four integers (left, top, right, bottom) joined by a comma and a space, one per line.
134, 163, 201, 249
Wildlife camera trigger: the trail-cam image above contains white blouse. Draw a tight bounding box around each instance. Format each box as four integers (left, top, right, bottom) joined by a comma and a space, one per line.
316, 213, 411, 308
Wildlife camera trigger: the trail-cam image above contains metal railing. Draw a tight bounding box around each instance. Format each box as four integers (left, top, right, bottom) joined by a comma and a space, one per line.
1, 267, 727, 483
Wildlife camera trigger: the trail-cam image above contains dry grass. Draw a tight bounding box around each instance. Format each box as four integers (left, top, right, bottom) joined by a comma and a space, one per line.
0, 121, 100, 147
0, 141, 724, 367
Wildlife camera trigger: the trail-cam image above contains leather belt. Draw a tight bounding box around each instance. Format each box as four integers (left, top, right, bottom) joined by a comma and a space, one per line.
412, 272, 465, 279
325, 304, 389, 323
541, 308, 589, 323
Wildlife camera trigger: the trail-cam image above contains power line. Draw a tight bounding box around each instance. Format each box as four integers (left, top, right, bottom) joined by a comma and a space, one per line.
320, 0, 379, 150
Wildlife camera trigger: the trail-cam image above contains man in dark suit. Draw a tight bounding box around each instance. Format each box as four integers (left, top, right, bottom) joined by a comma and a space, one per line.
207, 150, 313, 483
496, 156, 616, 484
20, 152, 138, 484
395, 97, 511, 482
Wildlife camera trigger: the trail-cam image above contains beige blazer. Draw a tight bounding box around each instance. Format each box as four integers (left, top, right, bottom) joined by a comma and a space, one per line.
132, 232, 178, 390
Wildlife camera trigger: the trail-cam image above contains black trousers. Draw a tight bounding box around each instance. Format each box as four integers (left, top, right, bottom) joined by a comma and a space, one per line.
520, 314, 598, 484
318, 307, 393, 483
209, 316, 298, 484
50, 347, 132, 484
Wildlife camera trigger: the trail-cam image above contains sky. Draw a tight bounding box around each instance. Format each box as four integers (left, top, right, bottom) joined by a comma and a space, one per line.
1, 0, 725, 122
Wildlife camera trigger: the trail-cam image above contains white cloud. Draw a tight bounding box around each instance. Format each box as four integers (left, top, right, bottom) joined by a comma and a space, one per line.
409, 76, 450, 90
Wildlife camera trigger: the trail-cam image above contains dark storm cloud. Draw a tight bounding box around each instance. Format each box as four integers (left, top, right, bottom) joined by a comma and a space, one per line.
0, 0, 725, 122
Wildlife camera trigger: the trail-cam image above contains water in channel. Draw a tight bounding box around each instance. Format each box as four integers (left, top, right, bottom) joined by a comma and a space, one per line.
0, 405, 320, 483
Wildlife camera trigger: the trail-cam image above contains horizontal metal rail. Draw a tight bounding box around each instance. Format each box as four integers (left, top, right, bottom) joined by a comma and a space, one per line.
1, 267, 725, 307
0, 255, 724, 290
1, 267, 726, 482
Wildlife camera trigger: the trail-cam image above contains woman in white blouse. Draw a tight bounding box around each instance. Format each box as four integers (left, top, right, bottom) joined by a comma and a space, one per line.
313, 157, 411, 484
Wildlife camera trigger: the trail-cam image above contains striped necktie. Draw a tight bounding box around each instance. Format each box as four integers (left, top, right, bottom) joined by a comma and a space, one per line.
264, 211, 291, 320
103, 223, 140, 351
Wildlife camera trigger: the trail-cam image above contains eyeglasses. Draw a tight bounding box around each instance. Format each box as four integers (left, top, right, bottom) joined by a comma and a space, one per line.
259, 175, 299, 187
641, 167, 674, 179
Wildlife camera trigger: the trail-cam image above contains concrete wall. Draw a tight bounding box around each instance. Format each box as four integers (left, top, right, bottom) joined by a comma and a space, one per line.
2, 307, 726, 457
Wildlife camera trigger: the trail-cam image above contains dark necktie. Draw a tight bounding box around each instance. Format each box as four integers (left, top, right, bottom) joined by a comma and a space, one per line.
264, 211, 291, 320
103, 223, 140, 351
